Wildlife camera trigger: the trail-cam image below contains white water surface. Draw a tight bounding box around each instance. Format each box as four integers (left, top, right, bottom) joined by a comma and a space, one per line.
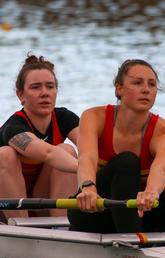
0, 1, 165, 124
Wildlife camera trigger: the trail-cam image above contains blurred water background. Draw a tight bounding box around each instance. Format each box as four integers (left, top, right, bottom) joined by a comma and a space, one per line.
0, 0, 165, 125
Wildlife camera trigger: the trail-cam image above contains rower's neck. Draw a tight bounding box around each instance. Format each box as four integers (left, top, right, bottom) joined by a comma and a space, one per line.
114, 105, 150, 134
23, 109, 51, 134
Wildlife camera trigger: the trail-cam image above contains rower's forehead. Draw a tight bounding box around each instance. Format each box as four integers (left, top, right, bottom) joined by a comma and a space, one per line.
126, 64, 157, 79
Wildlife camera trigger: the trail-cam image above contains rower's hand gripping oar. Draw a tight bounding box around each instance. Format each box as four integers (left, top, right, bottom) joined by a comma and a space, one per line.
0, 198, 159, 210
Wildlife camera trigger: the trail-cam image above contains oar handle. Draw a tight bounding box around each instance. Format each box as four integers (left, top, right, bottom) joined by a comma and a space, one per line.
126, 199, 159, 208
57, 198, 159, 209
56, 198, 105, 209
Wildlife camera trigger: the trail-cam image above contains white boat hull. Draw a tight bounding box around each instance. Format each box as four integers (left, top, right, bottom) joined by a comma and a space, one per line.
0, 224, 165, 258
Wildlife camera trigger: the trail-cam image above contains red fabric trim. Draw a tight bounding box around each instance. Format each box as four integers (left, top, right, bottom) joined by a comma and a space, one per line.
14, 111, 33, 129
51, 111, 64, 145
98, 104, 116, 163
136, 232, 148, 244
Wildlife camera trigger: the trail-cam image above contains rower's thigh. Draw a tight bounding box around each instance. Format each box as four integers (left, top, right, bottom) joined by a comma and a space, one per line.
31, 143, 78, 216
32, 164, 51, 198
49, 169, 77, 198
49, 143, 78, 198
31, 164, 52, 216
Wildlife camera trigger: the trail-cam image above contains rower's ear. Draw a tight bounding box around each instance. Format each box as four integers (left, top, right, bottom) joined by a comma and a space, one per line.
115, 83, 123, 100
16, 90, 25, 106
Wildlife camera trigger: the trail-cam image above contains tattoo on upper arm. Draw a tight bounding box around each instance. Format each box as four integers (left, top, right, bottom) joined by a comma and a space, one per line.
10, 132, 33, 151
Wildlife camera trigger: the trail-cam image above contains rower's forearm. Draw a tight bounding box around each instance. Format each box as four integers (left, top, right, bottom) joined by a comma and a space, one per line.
78, 169, 96, 185
45, 147, 78, 173
77, 157, 97, 185
145, 168, 165, 195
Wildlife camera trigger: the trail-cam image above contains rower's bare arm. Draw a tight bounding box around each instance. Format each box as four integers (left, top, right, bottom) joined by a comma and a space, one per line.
137, 119, 165, 217
78, 107, 105, 186
76, 107, 105, 211
146, 119, 165, 195
8, 132, 77, 173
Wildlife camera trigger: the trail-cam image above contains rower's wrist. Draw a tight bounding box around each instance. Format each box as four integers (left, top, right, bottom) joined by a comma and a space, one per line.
79, 180, 96, 191
144, 188, 160, 198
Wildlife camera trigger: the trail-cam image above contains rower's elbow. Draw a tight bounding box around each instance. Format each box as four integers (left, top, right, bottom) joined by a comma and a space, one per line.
43, 147, 53, 164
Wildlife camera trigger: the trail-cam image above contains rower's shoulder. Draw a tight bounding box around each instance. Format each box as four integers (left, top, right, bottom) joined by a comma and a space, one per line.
80, 106, 107, 135
157, 116, 165, 128
82, 105, 106, 117
154, 116, 165, 135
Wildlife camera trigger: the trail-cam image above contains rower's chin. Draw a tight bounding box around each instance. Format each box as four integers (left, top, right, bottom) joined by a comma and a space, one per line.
36, 107, 54, 116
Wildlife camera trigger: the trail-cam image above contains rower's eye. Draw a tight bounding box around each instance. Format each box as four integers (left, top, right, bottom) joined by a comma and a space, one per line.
31, 84, 40, 89
131, 80, 142, 86
148, 81, 157, 88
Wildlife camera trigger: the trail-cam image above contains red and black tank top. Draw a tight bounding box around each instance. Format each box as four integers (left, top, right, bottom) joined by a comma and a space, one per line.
98, 104, 159, 188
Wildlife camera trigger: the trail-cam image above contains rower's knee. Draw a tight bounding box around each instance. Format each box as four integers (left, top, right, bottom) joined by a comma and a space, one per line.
58, 143, 77, 158
0, 146, 21, 174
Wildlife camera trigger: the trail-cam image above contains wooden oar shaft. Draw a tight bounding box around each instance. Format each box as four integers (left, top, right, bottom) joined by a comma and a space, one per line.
0, 198, 159, 210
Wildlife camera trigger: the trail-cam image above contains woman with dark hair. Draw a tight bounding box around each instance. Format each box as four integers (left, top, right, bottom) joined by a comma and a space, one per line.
0, 54, 79, 220
68, 59, 165, 233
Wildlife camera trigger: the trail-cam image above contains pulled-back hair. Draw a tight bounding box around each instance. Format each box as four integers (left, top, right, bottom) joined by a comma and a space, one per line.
114, 59, 159, 100
16, 53, 58, 91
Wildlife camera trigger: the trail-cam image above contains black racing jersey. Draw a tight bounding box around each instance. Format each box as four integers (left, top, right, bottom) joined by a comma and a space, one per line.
0, 107, 79, 146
